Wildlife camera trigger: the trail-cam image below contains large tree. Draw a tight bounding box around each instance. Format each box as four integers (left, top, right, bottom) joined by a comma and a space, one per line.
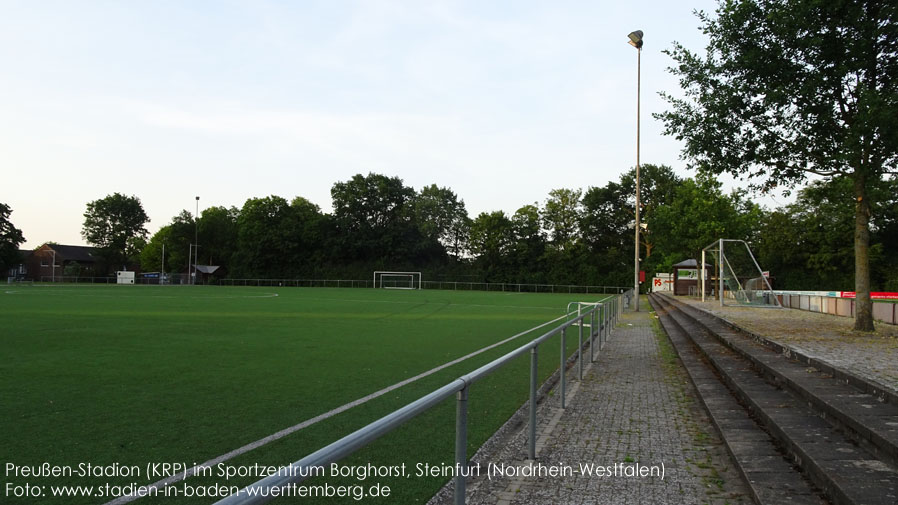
140, 224, 174, 273
413, 184, 469, 260
618, 164, 682, 260
82, 193, 149, 271
1, 203, 26, 273
658, 0, 898, 330
542, 188, 582, 251
510, 204, 547, 280
233, 196, 296, 278
469, 211, 513, 281
197, 205, 240, 269
650, 175, 761, 270
141, 210, 193, 274
757, 176, 898, 290
331, 173, 419, 265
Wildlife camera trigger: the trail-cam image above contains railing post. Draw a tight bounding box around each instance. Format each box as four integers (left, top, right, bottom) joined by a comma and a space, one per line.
604, 302, 610, 345
578, 317, 583, 380
612, 298, 617, 333
529, 346, 538, 460
590, 309, 596, 363
454, 386, 468, 505
560, 328, 566, 409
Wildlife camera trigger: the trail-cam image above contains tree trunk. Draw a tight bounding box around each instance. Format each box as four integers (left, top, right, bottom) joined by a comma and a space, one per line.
853, 172, 875, 332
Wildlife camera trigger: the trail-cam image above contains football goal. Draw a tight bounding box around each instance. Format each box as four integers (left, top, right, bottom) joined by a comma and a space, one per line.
701, 239, 781, 308
373, 271, 422, 290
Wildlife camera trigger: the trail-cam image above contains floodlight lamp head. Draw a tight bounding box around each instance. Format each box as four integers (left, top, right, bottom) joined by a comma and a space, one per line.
628, 30, 644, 49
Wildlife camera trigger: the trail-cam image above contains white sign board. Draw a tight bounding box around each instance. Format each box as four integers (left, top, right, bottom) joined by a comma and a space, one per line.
652, 276, 673, 291
116, 271, 135, 284
677, 268, 698, 280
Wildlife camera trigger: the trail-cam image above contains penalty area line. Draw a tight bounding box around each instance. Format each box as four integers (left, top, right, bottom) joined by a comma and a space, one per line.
102, 311, 569, 505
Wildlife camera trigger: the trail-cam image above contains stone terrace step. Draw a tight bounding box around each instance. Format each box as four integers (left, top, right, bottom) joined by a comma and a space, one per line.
650, 294, 898, 505
665, 295, 898, 467
649, 295, 827, 505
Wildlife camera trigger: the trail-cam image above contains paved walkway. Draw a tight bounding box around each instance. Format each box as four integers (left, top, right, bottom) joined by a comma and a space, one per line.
679, 295, 898, 395
461, 308, 751, 505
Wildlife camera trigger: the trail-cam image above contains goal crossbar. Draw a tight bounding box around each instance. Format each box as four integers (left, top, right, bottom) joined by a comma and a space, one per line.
373, 271, 422, 290
701, 239, 780, 308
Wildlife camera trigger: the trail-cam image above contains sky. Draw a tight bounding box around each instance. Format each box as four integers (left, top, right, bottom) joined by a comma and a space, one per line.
2, 0, 789, 249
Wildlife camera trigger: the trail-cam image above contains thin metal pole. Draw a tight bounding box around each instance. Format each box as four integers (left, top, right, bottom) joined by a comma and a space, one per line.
719, 239, 724, 307
634, 45, 642, 312
194, 196, 200, 285
602, 304, 607, 347
578, 318, 583, 380
529, 347, 538, 460
701, 249, 706, 302
560, 328, 566, 409
454, 386, 468, 505
590, 309, 596, 363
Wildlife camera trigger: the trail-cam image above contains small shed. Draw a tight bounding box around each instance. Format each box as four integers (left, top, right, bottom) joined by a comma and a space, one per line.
673, 259, 711, 296
193, 265, 224, 284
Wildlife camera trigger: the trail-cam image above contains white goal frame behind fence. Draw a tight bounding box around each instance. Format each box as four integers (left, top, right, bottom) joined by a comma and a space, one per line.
701, 239, 781, 308
373, 271, 422, 290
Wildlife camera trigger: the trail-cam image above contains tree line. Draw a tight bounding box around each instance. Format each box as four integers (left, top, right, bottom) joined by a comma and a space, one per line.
2, 169, 895, 292
56, 168, 894, 293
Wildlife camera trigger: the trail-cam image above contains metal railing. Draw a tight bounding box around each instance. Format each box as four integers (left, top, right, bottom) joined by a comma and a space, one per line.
218, 278, 630, 294
213, 290, 630, 505
32, 276, 630, 294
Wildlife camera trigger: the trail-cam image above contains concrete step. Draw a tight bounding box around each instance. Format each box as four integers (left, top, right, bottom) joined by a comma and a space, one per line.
649, 294, 898, 505
665, 296, 898, 467
649, 295, 827, 505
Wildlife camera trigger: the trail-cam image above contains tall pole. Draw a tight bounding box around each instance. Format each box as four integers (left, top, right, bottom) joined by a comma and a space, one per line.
628, 30, 644, 312
161, 243, 165, 285
634, 45, 641, 311
194, 196, 200, 285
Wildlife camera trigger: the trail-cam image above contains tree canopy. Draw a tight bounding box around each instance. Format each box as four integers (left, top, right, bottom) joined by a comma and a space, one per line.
82, 193, 149, 272
657, 0, 898, 330
0, 203, 26, 273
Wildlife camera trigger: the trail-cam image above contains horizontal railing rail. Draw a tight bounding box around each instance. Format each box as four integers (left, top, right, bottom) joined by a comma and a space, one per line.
218, 278, 630, 294
213, 290, 631, 505
31, 276, 631, 294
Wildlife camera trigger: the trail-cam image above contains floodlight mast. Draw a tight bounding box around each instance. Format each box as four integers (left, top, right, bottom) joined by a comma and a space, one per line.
628, 29, 643, 311
194, 196, 200, 285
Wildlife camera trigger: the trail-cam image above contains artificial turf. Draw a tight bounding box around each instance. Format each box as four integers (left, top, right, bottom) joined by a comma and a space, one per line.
1, 285, 612, 504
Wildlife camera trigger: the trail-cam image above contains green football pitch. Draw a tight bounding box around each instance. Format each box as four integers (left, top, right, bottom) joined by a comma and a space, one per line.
1, 285, 612, 504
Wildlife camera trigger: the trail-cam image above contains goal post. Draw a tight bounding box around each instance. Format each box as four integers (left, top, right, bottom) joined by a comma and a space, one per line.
701, 239, 781, 308
373, 271, 422, 290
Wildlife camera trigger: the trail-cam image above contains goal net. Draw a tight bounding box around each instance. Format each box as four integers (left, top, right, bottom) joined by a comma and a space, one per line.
701, 239, 780, 308
373, 271, 422, 290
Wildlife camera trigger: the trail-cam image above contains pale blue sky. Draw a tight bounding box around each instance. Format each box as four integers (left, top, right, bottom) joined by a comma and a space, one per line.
3, 0, 778, 248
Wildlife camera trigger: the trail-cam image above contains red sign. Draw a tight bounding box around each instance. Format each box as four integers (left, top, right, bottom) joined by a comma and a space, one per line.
639, 270, 645, 283
840, 292, 898, 300
654, 278, 662, 287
